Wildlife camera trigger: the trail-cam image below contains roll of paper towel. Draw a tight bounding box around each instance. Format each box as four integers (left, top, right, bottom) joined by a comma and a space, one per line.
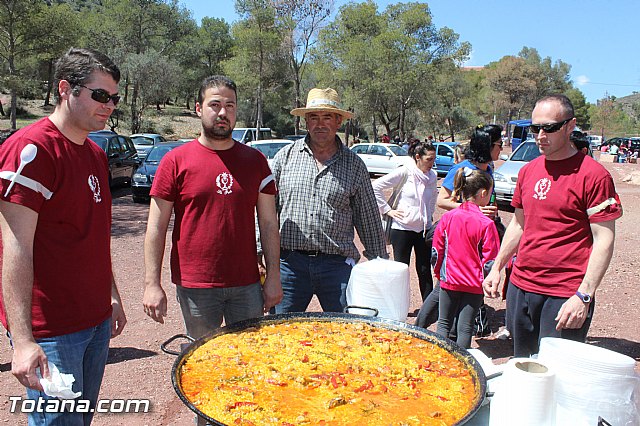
490, 358, 556, 426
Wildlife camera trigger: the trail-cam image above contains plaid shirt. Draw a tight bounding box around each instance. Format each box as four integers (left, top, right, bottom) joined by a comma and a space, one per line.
272, 136, 387, 261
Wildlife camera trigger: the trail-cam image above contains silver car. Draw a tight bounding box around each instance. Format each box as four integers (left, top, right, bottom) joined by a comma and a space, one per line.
247, 139, 292, 170
130, 133, 166, 160
493, 141, 541, 204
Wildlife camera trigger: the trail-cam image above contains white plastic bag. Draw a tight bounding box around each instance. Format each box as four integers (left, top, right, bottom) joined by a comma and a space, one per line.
346, 258, 410, 321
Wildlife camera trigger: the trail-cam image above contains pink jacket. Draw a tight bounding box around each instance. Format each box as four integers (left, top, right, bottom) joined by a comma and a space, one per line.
433, 202, 500, 295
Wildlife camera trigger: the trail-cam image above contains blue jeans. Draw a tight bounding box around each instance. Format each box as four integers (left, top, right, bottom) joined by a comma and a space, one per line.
176, 283, 264, 340
19, 319, 112, 426
274, 249, 352, 313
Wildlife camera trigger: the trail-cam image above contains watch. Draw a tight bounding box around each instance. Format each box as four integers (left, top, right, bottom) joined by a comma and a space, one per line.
575, 291, 592, 303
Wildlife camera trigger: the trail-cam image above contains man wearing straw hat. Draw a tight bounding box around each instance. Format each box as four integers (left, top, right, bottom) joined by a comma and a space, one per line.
271, 87, 387, 313
483, 94, 622, 357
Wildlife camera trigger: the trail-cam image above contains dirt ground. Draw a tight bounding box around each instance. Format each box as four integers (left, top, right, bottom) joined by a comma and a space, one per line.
0, 152, 639, 425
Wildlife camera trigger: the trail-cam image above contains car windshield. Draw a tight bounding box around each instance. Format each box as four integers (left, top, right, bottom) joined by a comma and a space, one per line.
132, 136, 154, 146
89, 136, 109, 151
231, 130, 245, 140
389, 145, 408, 156
145, 146, 175, 163
251, 142, 290, 159
510, 142, 541, 162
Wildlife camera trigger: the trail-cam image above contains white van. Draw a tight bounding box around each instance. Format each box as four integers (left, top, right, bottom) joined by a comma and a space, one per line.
232, 128, 272, 144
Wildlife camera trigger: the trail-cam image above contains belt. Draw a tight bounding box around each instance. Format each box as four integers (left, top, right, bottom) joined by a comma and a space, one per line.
288, 249, 325, 257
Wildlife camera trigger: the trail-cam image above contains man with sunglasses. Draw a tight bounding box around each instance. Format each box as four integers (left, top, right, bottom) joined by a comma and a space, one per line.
0, 48, 127, 425
483, 94, 622, 357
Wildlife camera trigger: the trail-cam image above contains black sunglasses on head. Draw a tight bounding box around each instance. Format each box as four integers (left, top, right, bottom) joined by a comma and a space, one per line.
78, 84, 120, 106
529, 117, 573, 134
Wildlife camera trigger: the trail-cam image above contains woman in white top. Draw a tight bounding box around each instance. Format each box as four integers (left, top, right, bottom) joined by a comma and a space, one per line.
373, 140, 438, 300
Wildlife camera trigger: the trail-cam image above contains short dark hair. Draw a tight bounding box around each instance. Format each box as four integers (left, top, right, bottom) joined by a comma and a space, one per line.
571, 130, 589, 151
452, 168, 494, 202
198, 75, 237, 104
536, 94, 575, 119
481, 124, 503, 144
54, 48, 120, 105
408, 139, 435, 159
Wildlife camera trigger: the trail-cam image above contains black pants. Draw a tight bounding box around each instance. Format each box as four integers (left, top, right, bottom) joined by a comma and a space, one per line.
437, 288, 484, 349
506, 281, 595, 357
390, 229, 433, 300
415, 281, 440, 328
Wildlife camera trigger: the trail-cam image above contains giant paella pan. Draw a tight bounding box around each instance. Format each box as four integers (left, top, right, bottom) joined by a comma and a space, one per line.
162, 312, 488, 426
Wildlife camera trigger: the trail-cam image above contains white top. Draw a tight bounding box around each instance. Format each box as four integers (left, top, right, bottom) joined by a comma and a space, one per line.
372, 165, 438, 233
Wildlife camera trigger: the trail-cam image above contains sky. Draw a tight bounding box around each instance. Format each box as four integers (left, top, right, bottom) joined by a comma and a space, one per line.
181, 0, 640, 104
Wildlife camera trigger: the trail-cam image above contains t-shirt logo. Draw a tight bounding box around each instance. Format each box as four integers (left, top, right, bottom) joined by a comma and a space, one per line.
533, 177, 551, 200
88, 175, 102, 203
216, 172, 234, 195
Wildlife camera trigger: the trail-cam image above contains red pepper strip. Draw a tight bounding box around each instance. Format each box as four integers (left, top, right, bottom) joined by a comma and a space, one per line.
436, 395, 449, 401
299, 340, 313, 346
331, 376, 339, 389
354, 380, 374, 392
228, 402, 258, 410
266, 378, 287, 386
301, 354, 309, 363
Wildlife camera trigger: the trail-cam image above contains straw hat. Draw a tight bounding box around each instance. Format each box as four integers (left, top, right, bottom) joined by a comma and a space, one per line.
290, 88, 354, 119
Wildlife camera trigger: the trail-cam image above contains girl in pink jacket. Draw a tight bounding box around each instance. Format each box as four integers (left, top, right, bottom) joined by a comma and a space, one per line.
433, 168, 500, 348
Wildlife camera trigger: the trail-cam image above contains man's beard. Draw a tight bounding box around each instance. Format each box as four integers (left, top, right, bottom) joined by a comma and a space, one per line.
203, 121, 233, 140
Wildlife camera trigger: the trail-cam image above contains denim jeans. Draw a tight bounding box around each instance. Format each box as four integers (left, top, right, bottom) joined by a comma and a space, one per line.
17, 318, 111, 426
176, 283, 264, 340
274, 249, 352, 313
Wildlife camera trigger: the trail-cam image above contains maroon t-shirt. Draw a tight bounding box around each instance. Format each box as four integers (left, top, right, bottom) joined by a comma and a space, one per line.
511, 152, 622, 297
0, 118, 113, 338
150, 140, 276, 288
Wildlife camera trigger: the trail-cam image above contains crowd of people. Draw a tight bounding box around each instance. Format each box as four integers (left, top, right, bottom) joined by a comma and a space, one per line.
0, 48, 624, 425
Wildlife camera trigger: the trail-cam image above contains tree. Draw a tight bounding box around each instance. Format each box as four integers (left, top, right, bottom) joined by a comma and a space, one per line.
173, 16, 233, 109
122, 50, 180, 130
566, 87, 590, 130
314, 1, 469, 140
273, 0, 332, 135
485, 56, 536, 126
226, 0, 289, 133
83, 0, 196, 132
519, 47, 571, 104
0, 0, 80, 128
428, 60, 473, 141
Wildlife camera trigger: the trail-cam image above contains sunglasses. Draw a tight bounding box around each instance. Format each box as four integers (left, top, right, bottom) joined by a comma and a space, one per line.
493, 142, 503, 148
529, 117, 573, 134
78, 84, 120, 106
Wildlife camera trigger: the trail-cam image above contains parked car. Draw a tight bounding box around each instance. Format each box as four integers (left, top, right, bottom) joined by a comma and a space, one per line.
131, 141, 186, 203
605, 137, 630, 148
493, 141, 541, 206
130, 133, 166, 160
350, 143, 414, 175
232, 127, 272, 144
433, 142, 459, 177
586, 135, 603, 149
283, 133, 306, 141
88, 130, 140, 187
246, 139, 292, 169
